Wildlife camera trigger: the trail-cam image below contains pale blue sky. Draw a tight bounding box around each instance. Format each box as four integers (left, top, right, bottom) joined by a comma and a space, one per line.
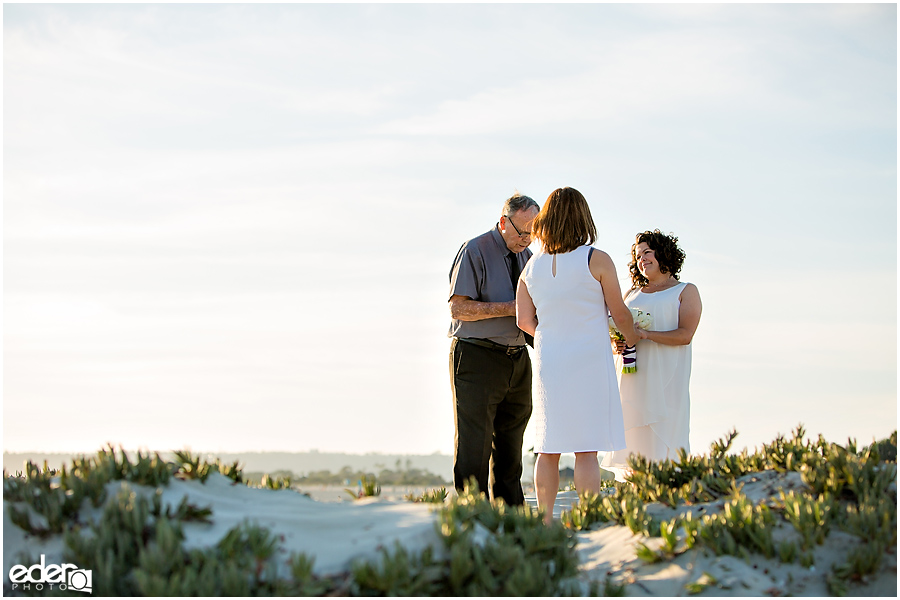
4, 3, 896, 456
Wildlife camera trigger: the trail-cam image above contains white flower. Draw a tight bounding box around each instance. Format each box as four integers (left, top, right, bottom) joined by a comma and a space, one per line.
636, 310, 653, 330
611, 308, 652, 339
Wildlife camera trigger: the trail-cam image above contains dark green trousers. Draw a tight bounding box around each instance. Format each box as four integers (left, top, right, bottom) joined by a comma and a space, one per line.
450, 338, 533, 506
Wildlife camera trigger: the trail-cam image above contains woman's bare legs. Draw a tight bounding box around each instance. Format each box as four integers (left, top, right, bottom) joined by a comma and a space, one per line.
534, 453, 560, 525
574, 452, 601, 496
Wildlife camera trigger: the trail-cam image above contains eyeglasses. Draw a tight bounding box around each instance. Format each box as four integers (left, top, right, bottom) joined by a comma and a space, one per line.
504, 215, 532, 238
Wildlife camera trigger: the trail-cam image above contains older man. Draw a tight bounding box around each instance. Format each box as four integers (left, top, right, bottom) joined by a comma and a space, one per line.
448, 192, 540, 505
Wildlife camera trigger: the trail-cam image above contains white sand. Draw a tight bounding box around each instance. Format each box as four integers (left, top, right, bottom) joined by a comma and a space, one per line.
4, 473, 442, 580
4, 471, 896, 596
572, 470, 897, 596
161, 474, 442, 576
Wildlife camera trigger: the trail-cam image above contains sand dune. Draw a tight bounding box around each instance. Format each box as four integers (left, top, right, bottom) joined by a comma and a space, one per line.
4, 433, 896, 596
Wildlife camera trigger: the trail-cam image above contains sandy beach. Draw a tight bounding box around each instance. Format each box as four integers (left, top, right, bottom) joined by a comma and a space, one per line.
4, 448, 896, 597
2, 478, 581, 582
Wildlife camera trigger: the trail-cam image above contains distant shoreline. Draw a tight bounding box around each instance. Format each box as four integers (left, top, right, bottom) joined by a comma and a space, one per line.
3, 449, 588, 485
3, 450, 454, 480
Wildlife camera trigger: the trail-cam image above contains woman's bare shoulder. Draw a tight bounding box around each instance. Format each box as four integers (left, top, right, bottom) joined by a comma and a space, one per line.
588, 247, 614, 265
678, 282, 701, 302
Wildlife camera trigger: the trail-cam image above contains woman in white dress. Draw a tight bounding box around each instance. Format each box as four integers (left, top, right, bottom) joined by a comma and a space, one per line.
516, 187, 638, 524
601, 230, 702, 481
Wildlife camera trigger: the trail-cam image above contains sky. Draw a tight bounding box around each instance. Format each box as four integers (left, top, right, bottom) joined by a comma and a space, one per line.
3, 2, 897, 458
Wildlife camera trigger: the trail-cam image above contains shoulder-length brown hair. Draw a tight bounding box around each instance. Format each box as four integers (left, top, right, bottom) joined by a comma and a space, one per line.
532, 187, 597, 254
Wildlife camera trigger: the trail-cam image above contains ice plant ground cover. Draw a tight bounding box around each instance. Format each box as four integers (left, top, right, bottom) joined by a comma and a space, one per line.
3, 426, 896, 596
563, 427, 897, 595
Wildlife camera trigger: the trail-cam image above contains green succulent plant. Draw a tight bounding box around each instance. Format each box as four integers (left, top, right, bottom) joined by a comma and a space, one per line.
345, 474, 381, 499
3, 427, 895, 596
406, 487, 449, 503
352, 481, 581, 596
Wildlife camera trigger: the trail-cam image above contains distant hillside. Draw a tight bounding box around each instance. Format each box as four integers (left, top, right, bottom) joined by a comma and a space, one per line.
3, 450, 454, 482
3, 450, 589, 484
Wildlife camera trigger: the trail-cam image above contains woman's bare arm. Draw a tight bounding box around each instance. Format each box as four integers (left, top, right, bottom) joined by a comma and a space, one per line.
638, 284, 702, 345
589, 250, 638, 346
515, 280, 538, 336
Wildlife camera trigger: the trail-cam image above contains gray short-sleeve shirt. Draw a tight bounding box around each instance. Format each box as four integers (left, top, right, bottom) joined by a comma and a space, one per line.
448, 226, 533, 346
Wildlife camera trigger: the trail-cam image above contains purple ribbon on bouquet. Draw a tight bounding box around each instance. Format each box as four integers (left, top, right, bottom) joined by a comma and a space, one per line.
622, 344, 637, 374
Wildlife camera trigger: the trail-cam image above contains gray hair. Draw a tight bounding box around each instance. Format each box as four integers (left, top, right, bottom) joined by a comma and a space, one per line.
502, 192, 539, 217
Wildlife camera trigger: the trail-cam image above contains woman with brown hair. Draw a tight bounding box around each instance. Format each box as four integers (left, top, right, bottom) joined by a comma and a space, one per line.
516, 187, 638, 524
601, 230, 702, 481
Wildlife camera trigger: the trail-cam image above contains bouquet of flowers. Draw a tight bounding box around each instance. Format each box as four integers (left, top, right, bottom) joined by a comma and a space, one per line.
609, 308, 652, 374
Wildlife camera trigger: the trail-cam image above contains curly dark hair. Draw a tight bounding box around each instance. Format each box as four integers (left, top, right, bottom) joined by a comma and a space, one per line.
628, 229, 686, 289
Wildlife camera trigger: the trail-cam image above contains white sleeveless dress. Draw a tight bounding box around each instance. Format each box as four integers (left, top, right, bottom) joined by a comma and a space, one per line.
601, 282, 692, 480
520, 245, 627, 454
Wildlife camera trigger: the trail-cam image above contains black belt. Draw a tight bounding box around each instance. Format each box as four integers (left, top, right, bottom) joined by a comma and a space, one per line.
458, 337, 527, 356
